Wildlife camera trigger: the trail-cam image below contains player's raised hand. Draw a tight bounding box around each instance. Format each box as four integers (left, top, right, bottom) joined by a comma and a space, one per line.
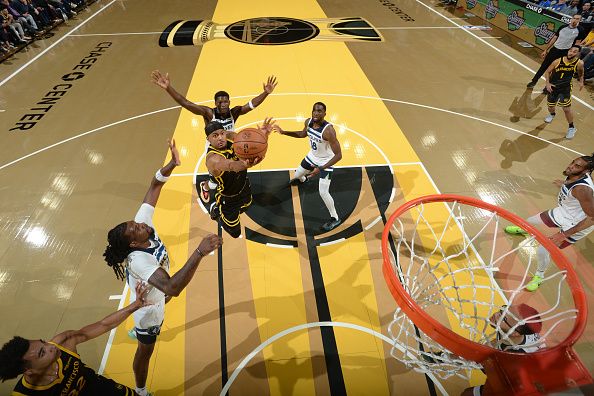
272, 124, 285, 135
259, 117, 276, 136
197, 234, 223, 256
151, 70, 170, 89
553, 179, 564, 188
168, 138, 181, 166
242, 156, 262, 168
263, 76, 278, 94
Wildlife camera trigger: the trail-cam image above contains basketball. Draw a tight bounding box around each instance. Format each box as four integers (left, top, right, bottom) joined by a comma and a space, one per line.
232, 128, 268, 160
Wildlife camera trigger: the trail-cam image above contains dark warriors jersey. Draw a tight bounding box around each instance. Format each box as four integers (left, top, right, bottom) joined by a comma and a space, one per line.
12, 343, 135, 396
550, 57, 579, 89
207, 140, 247, 196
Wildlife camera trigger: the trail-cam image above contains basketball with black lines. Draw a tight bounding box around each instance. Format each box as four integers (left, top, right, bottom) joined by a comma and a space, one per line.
232, 128, 268, 160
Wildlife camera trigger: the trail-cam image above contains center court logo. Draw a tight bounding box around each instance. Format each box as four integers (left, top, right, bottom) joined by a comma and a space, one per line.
534, 22, 555, 45
507, 10, 525, 30
159, 17, 383, 47
485, 0, 499, 19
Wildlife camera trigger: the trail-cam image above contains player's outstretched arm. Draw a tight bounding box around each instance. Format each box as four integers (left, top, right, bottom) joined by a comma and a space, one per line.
206, 153, 260, 177
51, 283, 151, 351
146, 234, 222, 297
142, 139, 180, 207
151, 70, 212, 117
239, 76, 278, 115
274, 119, 308, 138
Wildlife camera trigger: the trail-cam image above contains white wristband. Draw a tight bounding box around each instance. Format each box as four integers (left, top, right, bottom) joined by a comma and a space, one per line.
248, 100, 255, 110
155, 169, 169, 182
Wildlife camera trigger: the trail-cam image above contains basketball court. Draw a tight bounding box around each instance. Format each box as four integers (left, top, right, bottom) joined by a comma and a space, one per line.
1, 0, 593, 394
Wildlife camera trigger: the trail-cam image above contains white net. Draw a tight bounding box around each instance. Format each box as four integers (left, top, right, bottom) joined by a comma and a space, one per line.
385, 198, 579, 381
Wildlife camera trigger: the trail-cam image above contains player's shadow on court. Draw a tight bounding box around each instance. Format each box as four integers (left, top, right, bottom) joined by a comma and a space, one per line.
157, 250, 415, 394
498, 123, 564, 169
508, 89, 546, 122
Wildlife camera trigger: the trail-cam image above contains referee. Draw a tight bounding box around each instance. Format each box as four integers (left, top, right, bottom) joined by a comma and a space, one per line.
527, 14, 586, 88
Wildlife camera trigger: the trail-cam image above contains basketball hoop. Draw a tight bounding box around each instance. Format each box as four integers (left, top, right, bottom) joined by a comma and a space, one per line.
381, 194, 591, 395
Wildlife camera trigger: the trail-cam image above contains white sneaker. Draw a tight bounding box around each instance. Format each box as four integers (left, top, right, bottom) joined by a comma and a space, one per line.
566, 127, 577, 139
544, 113, 555, 123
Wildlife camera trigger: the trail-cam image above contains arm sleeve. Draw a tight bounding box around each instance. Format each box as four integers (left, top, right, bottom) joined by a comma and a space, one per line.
577, 26, 587, 41
134, 203, 155, 227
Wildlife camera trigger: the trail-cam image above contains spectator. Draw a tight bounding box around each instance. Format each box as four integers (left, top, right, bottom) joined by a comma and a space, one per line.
538, 0, 554, 8
33, 0, 63, 23
21, 0, 50, 30
560, 0, 580, 15
1, 0, 37, 35
580, 2, 593, 21
46, 0, 75, 19
551, 0, 568, 12
0, 6, 30, 43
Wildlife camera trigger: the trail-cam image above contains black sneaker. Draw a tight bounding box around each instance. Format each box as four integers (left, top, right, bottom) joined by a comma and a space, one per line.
526, 81, 536, 88
289, 177, 307, 186
209, 203, 220, 221
321, 217, 341, 232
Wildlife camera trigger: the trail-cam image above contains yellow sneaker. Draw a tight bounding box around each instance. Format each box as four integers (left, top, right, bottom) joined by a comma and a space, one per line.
526, 275, 543, 292
505, 225, 528, 236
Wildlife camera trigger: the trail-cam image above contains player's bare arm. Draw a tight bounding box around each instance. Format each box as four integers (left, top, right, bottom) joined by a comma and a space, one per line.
51, 283, 150, 351
206, 153, 261, 177
142, 139, 180, 207
239, 76, 278, 115
274, 119, 308, 138
151, 70, 213, 117
544, 59, 561, 93
147, 234, 222, 297
577, 60, 585, 91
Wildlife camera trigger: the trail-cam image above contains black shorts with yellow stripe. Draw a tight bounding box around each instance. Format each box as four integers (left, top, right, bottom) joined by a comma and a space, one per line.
547, 86, 571, 107
215, 180, 252, 238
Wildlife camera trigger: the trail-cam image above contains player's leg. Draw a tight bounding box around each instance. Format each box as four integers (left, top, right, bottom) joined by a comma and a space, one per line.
290, 158, 315, 185
133, 326, 160, 396
220, 198, 242, 238
544, 92, 557, 123
560, 94, 576, 138
319, 170, 341, 231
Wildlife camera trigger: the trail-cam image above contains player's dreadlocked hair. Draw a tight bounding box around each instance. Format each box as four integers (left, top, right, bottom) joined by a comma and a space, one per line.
103, 222, 131, 281
0, 337, 30, 382
581, 152, 594, 174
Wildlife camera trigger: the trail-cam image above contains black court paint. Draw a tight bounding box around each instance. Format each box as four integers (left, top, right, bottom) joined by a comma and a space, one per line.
217, 223, 229, 390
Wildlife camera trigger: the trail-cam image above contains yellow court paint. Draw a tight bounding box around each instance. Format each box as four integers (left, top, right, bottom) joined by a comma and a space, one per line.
318, 234, 390, 395
246, 241, 315, 396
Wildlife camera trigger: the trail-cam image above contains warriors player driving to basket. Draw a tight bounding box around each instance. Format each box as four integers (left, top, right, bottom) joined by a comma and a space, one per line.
505, 153, 594, 291
204, 118, 275, 238
275, 102, 343, 232
150, 70, 278, 204
543, 45, 584, 139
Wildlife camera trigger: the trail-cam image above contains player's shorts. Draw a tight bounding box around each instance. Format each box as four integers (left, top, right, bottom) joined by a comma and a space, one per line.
547, 86, 571, 107
133, 321, 163, 345
215, 179, 252, 238
301, 156, 333, 179
540, 210, 594, 247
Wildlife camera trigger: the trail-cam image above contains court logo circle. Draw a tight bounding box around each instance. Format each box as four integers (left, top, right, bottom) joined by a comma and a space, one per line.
224, 17, 320, 45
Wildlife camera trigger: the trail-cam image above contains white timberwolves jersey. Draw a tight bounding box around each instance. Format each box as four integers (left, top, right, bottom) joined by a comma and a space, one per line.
552, 173, 594, 228
306, 118, 334, 164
